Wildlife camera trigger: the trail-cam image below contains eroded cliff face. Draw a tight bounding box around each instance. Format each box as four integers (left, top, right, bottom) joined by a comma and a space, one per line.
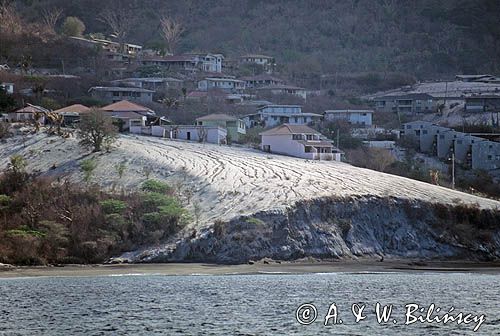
135, 196, 500, 264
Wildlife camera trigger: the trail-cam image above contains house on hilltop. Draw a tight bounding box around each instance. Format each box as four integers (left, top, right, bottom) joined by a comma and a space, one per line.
102, 100, 155, 131
141, 53, 224, 73
260, 124, 342, 161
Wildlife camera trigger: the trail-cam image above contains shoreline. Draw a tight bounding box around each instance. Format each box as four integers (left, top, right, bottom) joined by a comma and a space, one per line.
2, 260, 500, 278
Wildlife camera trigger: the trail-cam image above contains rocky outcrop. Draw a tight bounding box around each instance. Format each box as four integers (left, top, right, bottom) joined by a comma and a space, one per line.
135, 196, 500, 264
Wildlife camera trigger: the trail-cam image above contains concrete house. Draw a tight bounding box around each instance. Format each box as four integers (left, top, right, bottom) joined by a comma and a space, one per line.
152, 125, 227, 144
453, 134, 486, 166
195, 114, 246, 142
465, 95, 500, 113
324, 109, 373, 127
240, 74, 284, 88
472, 141, 500, 170
256, 85, 307, 100
260, 124, 341, 161
111, 77, 183, 91
89, 86, 154, 104
374, 93, 437, 114
401, 121, 444, 153
239, 54, 275, 73
243, 105, 322, 128
197, 77, 246, 93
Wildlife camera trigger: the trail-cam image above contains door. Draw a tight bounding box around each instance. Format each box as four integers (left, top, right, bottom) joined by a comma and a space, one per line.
187, 132, 191, 140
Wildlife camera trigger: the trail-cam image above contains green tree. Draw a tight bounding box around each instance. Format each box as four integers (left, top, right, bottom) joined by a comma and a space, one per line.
78, 108, 117, 152
61, 16, 85, 36
80, 158, 97, 184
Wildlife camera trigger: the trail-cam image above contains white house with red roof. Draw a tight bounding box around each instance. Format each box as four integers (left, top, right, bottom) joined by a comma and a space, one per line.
260, 124, 342, 161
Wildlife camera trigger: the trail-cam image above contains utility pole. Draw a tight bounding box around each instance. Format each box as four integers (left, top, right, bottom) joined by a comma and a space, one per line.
451, 152, 455, 190
337, 129, 340, 149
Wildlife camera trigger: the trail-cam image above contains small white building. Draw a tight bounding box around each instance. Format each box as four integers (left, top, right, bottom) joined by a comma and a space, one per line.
152, 125, 227, 144
260, 124, 342, 161
324, 109, 373, 127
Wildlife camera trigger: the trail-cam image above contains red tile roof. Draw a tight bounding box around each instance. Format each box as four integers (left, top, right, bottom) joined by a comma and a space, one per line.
102, 100, 153, 113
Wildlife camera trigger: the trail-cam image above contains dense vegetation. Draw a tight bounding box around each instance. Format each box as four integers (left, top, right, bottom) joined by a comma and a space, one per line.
9, 0, 500, 80
0, 156, 189, 265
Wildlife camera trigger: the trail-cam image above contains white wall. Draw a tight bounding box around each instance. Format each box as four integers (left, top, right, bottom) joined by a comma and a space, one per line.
261, 134, 306, 158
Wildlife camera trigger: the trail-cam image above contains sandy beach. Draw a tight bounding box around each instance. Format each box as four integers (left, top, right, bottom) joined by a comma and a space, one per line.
2, 260, 500, 278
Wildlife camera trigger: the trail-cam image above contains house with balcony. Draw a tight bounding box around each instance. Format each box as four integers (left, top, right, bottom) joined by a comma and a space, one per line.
89, 86, 154, 104
260, 124, 342, 161
243, 105, 322, 128
197, 77, 246, 93
240, 74, 284, 89
374, 93, 437, 114
464, 95, 500, 113
141, 53, 223, 73
195, 113, 246, 142
324, 109, 373, 127
256, 85, 307, 100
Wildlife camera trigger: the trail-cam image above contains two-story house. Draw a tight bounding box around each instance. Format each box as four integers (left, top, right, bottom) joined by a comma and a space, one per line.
240, 74, 285, 89
197, 77, 246, 93
141, 53, 223, 73
243, 105, 322, 128
111, 77, 183, 91
374, 93, 437, 114
256, 85, 307, 100
260, 124, 341, 161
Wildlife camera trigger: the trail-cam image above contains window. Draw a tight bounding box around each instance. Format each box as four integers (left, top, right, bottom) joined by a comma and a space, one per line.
407, 125, 412, 129
113, 92, 120, 97
306, 134, 314, 140
362, 113, 367, 116
423, 130, 428, 134
292, 134, 302, 140
294, 117, 298, 123
457, 140, 462, 144
304, 146, 312, 153
487, 155, 492, 160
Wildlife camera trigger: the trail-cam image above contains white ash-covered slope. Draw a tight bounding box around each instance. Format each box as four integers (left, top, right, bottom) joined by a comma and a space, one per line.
0, 133, 498, 230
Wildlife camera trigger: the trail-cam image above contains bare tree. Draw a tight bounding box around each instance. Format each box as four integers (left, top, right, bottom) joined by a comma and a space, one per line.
160, 16, 185, 54
99, 8, 132, 51
0, 1, 23, 35
41, 7, 63, 33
